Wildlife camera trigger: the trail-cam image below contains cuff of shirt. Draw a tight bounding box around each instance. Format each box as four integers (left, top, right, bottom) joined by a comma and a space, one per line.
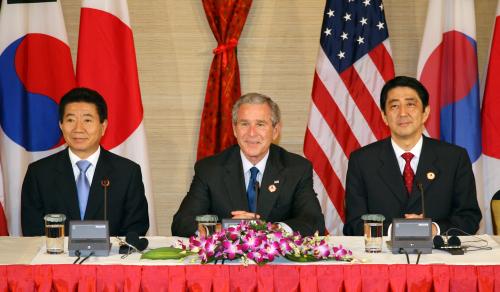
277, 222, 293, 234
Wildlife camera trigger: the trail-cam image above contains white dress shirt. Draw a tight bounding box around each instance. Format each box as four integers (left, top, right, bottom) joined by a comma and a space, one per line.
240, 150, 268, 190
391, 136, 423, 175
68, 147, 100, 184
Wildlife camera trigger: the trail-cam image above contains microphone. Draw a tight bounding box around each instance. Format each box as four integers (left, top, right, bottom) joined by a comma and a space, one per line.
68, 178, 111, 257
390, 182, 432, 254
433, 235, 464, 255
101, 178, 110, 221
416, 181, 425, 217
126, 232, 149, 251
221, 180, 261, 229
119, 231, 149, 254
253, 180, 260, 219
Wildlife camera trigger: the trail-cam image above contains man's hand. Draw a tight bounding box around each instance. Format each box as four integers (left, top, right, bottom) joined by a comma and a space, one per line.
404, 213, 437, 236
404, 213, 423, 219
231, 210, 260, 219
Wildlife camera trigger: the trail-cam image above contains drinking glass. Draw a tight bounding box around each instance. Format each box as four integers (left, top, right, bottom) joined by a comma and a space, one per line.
195, 214, 220, 237
362, 214, 385, 253
44, 213, 66, 254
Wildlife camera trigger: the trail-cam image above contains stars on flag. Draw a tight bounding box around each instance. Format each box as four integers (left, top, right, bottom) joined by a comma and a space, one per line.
320, 0, 389, 68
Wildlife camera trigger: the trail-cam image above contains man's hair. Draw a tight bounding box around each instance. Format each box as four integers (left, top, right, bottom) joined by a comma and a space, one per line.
59, 87, 108, 123
231, 92, 281, 127
380, 76, 429, 113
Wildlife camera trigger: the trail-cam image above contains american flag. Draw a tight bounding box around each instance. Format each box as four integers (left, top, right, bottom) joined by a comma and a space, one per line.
304, 0, 394, 235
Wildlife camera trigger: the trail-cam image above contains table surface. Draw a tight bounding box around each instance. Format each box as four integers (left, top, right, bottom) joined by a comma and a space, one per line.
1, 235, 499, 266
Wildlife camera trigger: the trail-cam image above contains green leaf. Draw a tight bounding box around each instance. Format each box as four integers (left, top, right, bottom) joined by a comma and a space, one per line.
284, 254, 321, 262
141, 247, 192, 260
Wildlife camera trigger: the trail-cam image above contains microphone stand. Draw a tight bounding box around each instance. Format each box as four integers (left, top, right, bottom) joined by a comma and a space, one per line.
254, 181, 260, 220
101, 178, 110, 221
417, 182, 425, 217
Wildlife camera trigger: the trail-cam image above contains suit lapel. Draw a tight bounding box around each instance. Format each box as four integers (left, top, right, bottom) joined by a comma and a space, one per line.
409, 137, 439, 211
56, 149, 81, 220
85, 149, 113, 220
257, 145, 284, 219
223, 147, 248, 211
377, 139, 408, 204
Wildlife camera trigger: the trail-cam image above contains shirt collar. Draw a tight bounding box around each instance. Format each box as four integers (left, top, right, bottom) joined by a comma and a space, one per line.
391, 135, 423, 159
68, 147, 101, 167
240, 150, 269, 175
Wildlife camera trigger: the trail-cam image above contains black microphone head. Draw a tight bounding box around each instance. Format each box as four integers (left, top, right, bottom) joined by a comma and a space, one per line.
125, 231, 148, 251
136, 238, 149, 251
416, 182, 423, 191
433, 235, 445, 248
101, 178, 110, 187
447, 235, 461, 247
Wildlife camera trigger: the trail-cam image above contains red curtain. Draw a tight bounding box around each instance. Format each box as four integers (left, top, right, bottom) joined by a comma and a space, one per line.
196, 0, 252, 160
0, 203, 8, 236
1, 264, 500, 291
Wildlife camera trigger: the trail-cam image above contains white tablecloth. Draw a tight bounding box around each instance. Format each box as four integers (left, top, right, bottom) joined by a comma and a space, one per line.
21, 235, 500, 266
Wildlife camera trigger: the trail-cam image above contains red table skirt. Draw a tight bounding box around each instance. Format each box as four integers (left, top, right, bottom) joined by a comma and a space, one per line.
1, 264, 499, 292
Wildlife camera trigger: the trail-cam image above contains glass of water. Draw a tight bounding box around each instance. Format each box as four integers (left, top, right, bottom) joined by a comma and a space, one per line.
44, 214, 66, 254
361, 214, 385, 253
195, 214, 220, 237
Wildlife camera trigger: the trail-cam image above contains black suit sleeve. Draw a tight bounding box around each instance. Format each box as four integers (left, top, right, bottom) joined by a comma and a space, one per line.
343, 151, 368, 236
21, 165, 46, 236
119, 164, 149, 236
434, 148, 481, 234
281, 162, 326, 236
171, 162, 212, 237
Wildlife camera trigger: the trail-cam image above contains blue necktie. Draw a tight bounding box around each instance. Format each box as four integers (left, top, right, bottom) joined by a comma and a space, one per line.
247, 167, 259, 212
76, 160, 91, 220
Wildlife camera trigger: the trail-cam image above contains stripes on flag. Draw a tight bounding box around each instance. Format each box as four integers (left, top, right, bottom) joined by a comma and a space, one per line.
304, 0, 394, 235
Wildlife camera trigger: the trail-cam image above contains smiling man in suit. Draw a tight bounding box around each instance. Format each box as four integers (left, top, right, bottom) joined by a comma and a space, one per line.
343, 76, 481, 236
21, 88, 149, 236
172, 93, 325, 237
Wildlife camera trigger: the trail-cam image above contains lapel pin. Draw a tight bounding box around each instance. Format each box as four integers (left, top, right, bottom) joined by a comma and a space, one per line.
274, 180, 280, 184
268, 184, 277, 192
426, 171, 435, 180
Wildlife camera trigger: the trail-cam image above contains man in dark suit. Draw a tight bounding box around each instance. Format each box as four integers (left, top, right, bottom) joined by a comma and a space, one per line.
343, 76, 481, 236
172, 93, 325, 237
21, 88, 149, 236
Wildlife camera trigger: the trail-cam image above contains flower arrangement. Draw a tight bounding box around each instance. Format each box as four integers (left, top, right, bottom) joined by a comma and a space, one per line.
142, 220, 353, 265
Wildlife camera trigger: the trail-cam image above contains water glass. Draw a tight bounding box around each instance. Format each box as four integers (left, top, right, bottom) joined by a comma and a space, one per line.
196, 214, 220, 237
362, 214, 385, 253
44, 213, 66, 254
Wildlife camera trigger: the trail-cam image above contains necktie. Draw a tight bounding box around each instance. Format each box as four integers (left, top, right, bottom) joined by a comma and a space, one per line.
401, 152, 415, 195
247, 167, 259, 212
76, 160, 91, 219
